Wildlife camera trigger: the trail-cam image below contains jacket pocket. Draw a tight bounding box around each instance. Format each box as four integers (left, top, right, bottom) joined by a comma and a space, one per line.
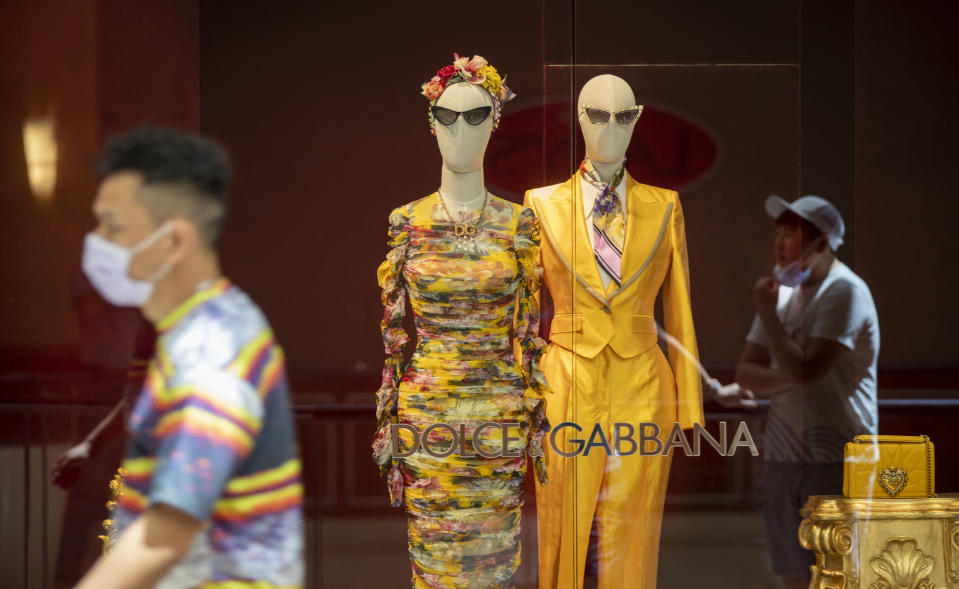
631, 314, 659, 352
550, 313, 582, 335
631, 314, 658, 334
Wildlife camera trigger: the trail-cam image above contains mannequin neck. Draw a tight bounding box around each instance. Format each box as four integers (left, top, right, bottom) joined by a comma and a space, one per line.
585, 157, 625, 184
440, 166, 486, 209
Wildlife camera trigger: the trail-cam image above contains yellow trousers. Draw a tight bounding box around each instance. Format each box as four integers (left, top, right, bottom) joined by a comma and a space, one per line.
536, 344, 676, 589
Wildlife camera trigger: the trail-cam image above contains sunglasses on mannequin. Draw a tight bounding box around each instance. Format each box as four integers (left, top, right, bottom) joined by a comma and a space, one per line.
431, 105, 493, 126
580, 104, 644, 125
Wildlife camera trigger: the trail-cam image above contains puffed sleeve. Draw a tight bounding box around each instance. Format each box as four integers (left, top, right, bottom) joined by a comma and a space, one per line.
371, 206, 410, 507
513, 207, 550, 486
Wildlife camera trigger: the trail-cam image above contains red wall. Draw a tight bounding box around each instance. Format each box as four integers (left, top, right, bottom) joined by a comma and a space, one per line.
0, 0, 199, 370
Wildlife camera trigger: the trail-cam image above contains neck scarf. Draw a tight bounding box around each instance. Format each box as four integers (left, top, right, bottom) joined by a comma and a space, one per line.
580, 158, 626, 290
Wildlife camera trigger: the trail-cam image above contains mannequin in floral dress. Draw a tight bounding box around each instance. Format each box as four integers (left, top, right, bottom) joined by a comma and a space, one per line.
371, 54, 550, 588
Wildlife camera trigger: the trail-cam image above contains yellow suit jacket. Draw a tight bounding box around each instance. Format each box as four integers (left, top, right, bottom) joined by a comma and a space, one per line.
524, 173, 704, 428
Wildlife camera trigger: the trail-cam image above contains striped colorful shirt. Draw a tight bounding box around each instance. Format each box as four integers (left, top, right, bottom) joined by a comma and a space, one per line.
113, 278, 304, 588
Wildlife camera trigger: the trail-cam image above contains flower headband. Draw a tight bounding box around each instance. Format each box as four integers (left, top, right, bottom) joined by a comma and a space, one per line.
420, 53, 516, 134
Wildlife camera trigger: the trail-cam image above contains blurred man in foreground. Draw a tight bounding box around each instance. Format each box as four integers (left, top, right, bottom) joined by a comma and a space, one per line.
75, 126, 303, 589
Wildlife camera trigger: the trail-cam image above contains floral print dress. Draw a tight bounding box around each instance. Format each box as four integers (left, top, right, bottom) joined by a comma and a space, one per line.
372, 192, 550, 588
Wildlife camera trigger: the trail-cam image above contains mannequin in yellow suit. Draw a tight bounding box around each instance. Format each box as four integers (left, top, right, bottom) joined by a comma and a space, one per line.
525, 74, 704, 589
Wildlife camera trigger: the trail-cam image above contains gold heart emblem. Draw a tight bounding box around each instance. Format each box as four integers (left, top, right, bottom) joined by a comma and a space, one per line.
879, 466, 908, 497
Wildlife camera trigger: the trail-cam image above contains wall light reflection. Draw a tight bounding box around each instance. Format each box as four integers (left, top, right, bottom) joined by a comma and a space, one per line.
23, 118, 58, 202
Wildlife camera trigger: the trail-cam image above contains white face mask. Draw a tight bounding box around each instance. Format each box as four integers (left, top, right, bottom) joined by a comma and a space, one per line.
773, 259, 814, 287
82, 222, 174, 307
772, 238, 823, 288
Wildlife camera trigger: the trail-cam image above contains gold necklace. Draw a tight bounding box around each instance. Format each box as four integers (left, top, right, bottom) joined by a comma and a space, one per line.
437, 189, 488, 251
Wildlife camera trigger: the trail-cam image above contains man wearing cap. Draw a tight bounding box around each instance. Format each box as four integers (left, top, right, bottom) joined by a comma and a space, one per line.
735, 195, 880, 589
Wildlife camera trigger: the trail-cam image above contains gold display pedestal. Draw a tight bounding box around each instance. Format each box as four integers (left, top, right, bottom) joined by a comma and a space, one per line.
799, 494, 959, 588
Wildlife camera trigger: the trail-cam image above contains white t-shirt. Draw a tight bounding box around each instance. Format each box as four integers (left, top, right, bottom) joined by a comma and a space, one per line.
746, 260, 880, 463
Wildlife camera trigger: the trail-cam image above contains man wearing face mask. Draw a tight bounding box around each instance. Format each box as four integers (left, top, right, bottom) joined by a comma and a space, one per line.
74, 126, 303, 589
735, 195, 879, 589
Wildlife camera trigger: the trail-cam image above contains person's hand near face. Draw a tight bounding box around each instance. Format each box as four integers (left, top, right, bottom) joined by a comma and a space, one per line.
753, 275, 780, 317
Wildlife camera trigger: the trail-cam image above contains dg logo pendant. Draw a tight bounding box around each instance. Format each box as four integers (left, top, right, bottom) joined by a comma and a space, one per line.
453, 224, 476, 238
453, 224, 478, 253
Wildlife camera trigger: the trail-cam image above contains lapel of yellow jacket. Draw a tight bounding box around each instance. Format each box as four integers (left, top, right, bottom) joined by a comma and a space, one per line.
533, 175, 609, 307
606, 173, 674, 301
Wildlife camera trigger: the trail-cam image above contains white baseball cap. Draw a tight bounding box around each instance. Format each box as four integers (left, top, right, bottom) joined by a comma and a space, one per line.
765, 194, 845, 250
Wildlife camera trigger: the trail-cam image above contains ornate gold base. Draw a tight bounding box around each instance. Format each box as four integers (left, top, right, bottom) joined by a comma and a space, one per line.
799, 494, 959, 588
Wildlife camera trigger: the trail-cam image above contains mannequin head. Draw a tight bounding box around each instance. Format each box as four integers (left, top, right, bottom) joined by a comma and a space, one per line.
577, 74, 641, 164
434, 82, 494, 173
